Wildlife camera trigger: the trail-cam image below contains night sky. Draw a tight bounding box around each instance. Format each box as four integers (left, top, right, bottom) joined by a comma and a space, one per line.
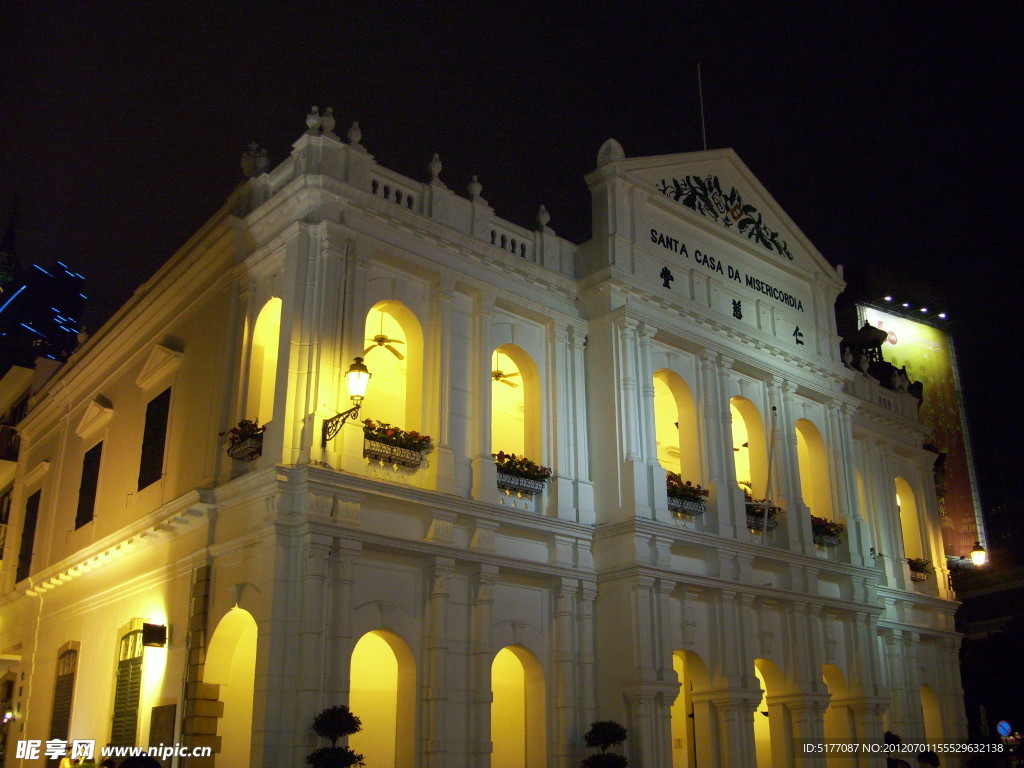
2, 3, 1020, 512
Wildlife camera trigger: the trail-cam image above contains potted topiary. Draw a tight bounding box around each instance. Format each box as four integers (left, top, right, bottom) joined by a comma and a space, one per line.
306, 705, 364, 768
666, 472, 709, 517
810, 515, 844, 547
581, 720, 628, 768
361, 419, 433, 468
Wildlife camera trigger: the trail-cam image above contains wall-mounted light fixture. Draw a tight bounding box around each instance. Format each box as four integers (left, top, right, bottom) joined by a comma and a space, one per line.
321, 357, 372, 452
970, 541, 987, 567
142, 623, 168, 647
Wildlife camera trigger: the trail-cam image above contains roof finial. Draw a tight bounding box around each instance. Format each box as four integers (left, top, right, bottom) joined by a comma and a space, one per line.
536, 205, 551, 230
347, 121, 365, 151
429, 153, 443, 183
241, 142, 268, 178
467, 175, 483, 199
306, 106, 321, 135
321, 107, 337, 138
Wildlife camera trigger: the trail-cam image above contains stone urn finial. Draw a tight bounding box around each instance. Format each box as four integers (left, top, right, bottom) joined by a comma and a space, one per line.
306, 106, 321, 135
429, 153, 443, 182
536, 204, 551, 230
348, 121, 364, 150
321, 107, 337, 137
467, 175, 482, 199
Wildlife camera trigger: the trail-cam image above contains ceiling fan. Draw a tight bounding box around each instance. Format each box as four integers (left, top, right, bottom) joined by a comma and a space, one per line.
364, 312, 405, 359
491, 351, 520, 387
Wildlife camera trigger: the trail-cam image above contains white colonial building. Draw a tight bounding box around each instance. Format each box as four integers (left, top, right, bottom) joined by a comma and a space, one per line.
0, 111, 965, 768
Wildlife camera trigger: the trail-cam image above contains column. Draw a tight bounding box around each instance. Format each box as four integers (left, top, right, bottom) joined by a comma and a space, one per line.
576, 583, 597, 731
424, 558, 454, 767
552, 580, 578, 768
470, 293, 497, 499
326, 540, 362, 704
297, 532, 333, 748
469, 565, 498, 768
428, 273, 458, 493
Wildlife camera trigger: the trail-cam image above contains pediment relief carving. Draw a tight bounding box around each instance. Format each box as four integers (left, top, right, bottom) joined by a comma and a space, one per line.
135, 343, 183, 391
75, 396, 113, 438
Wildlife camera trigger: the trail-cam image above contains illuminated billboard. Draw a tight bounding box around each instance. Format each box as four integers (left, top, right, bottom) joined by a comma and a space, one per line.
860, 306, 983, 557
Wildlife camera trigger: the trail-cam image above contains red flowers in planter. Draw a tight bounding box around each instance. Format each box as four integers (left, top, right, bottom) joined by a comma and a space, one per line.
493, 451, 551, 481
362, 420, 432, 453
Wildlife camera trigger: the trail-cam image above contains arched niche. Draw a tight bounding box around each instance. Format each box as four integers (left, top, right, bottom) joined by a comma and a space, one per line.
653, 369, 700, 481
670, 649, 710, 768
895, 477, 924, 560
349, 630, 417, 768
822, 664, 853, 765
730, 397, 769, 499
360, 301, 424, 431
247, 298, 281, 425
920, 684, 944, 742
491, 345, 541, 462
753, 658, 787, 768
491, 645, 546, 768
795, 418, 833, 518
205, 608, 258, 768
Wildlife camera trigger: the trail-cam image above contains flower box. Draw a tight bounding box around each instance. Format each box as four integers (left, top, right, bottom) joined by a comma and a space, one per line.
910, 570, 928, 582
745, 502, 779, 532
227, 436, 263, 461
363, 438, 424, 468
497, 472, 546, 496
669, 497, 706, 517
813, 532, 841, 548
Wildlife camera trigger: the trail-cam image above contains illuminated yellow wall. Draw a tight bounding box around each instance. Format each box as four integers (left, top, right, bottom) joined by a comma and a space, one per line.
670, 652, 694, 768
861, 306, 979, 556
731, 398, 768, 498
753, 666, 771, 768
654, 376, 680, 473
822, 664, 851, 765
921, 685, 944, 742
491, 349, 526, 458
653, 370, 700, 481
795, 419, 832, 518
895, 478, 923, 560
362, 305, 412, 428
205, 609, 258, 768
248, 298, 281, 425
491, 646, 545, 768
350, 632, 398, 768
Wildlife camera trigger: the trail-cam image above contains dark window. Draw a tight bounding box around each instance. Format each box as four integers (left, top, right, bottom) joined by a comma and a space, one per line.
0, 486, 11, 560
110, 630, 143, 747
16, 489, 41, 582
138, 388, 171, 491
49, 649, 78, 742
75, 442, 103, 529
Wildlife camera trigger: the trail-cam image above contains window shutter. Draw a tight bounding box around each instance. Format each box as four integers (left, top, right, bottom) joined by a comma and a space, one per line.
49, 650, 78, 742
16, 489, 41, 582
111, 631, 143, 747
138, 388, 171, 491
75, 442, 103, 529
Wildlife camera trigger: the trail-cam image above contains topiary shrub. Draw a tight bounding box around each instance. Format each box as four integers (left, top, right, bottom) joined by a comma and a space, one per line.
306, 705, 365, 768
581, 720, 628, 768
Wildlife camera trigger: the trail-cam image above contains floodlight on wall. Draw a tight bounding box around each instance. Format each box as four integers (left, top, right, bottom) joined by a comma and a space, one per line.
322, 357, 372, 452
141, 623, 168, 647
970, 541, 987, 566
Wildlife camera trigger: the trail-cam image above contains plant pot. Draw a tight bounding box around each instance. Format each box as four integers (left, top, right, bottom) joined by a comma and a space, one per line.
669, 497, 706, 517
497, 472, 546, 496
227, 436, 262, 461
363, 438, 423, 468
910, 570, 928, 582
813, 532, 841, 547
745, 502, 778, 532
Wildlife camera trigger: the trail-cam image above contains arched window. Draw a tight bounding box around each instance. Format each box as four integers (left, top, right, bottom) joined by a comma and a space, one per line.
730, 397, 769, 499
206, 609, 258, 768
653, 370, 700, 482
491, 646, 546, 768
360, 302, 423, 430
248, 298, 281, 426
895, 477, 924, 560
349, 630, 416, 768
795, 419, 832, 518
490, 345, 540, 461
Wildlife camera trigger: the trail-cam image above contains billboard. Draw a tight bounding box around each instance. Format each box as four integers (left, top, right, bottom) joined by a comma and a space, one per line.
859, 306, 983, 557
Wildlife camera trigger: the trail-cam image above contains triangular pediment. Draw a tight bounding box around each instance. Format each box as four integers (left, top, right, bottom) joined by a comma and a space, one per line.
617, 148, 833, 276
75, 396, 113, 438
135, 343, 183, 390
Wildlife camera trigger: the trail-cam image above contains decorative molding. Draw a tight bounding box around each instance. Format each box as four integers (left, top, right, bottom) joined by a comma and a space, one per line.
24, 460, 51, 489
75, 396, 114, 438
136, 343, 183, 390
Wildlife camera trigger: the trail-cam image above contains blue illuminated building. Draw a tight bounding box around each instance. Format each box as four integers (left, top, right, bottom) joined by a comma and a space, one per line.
0, 260, 86, 367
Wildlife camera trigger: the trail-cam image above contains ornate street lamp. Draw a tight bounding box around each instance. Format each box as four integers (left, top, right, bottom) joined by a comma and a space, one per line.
970, 541, 987, 567
321, 357, 371, 452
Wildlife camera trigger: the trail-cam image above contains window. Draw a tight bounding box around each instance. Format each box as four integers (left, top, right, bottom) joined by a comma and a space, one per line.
0, 486, 11, 559
49, 649, 78, 742
138, 388, 171, 491
16, 489, 41, 582
110, 629, 143, 747
75, 442, 103, 529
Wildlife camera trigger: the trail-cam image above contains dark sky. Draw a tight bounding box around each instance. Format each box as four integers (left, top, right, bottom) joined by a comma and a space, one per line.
2, 2, 1021, 510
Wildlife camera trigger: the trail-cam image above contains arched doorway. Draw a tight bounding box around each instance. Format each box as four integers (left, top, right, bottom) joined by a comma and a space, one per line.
753, 658, 787, 768
349, 630, 416, 768
491, 646, 546, 768
653, 370, 700, 482
361, 302, 423, 430
490, 345, 541, 462
822, 664, 853, 767
248, 298, 281, 425
895, 477, 924, 560
921, 684, 944, 743
205, 608, 258, 768
730, 397, 769, 500
795, 419, 832, 518
670, 650, 710, 768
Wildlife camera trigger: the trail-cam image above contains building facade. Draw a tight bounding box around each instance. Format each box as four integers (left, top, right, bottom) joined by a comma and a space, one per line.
0, 112, 965, 768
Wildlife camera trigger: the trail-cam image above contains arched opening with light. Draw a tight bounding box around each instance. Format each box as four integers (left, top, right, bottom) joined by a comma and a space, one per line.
730, 397, 769, 500
360, 302, 423, 430
895, 477, 924, 560
205, 608, 258, 768
669, 649, 710, 768
247, 298, 281, 426
491, 645, 546, 768
753, 658, 787, 768
921, 684, 944, 743
822, 664, 853, 766
795, 418, 833, 518
490, 345, 540, 461
349, 630, 416, 768
653, 370, 700, 481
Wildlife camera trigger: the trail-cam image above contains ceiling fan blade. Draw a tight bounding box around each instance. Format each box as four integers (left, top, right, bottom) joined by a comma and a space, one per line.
386, 338, 404, 345
502, 379, 518, 388
363, 345, 375, 356
386, 345, 405, 360
505, 371, 520, 378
